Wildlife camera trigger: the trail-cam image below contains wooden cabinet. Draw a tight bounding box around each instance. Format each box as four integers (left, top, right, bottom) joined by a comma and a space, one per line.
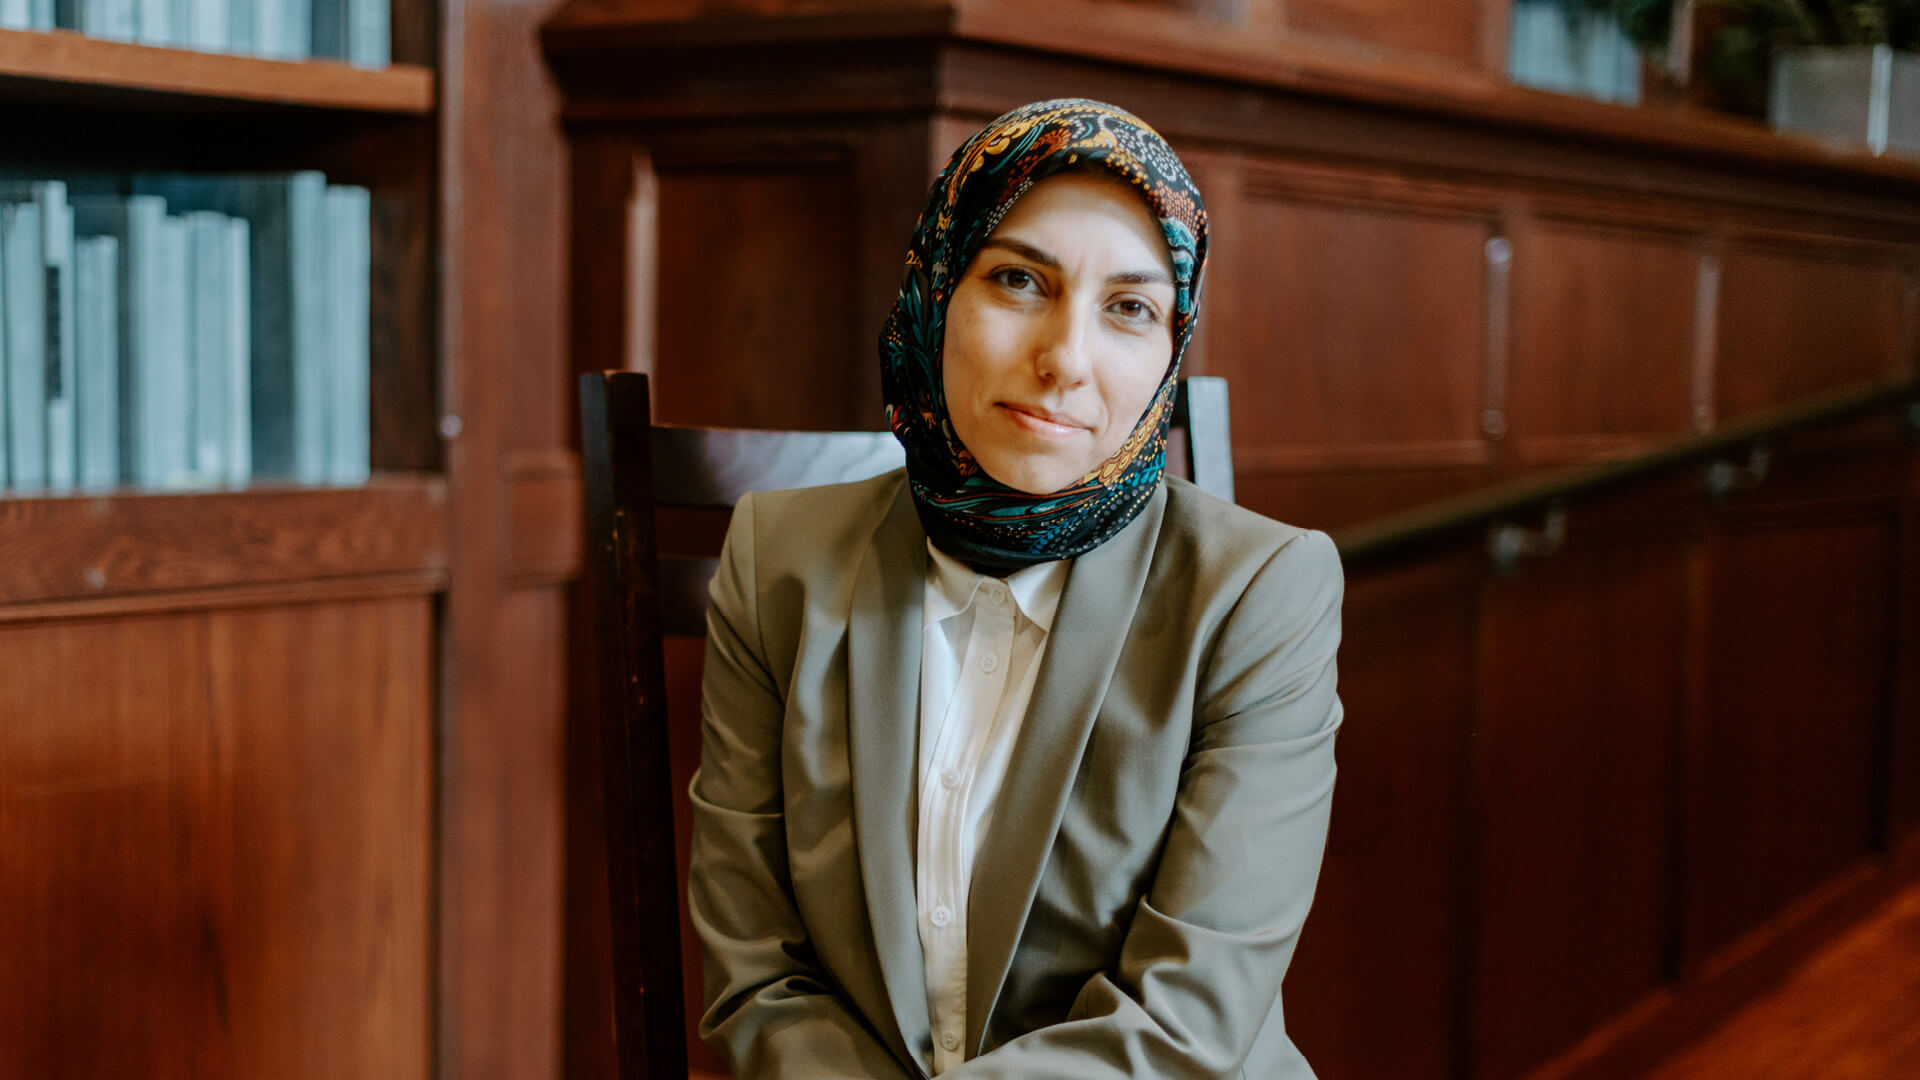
0, 24, 446, 1080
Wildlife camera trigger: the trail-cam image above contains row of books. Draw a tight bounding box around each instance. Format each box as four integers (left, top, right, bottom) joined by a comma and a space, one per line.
0, 0, 389, 67
0, 173, 372, 494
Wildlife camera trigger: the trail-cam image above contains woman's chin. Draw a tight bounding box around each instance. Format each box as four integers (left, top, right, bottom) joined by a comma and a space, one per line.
978, 455, 1092, 495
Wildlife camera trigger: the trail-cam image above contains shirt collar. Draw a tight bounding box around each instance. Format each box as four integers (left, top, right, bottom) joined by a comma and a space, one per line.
923, 540, 1069, 633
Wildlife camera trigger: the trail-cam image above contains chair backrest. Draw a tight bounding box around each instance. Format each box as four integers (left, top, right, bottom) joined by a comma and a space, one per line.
576, 370, 1233, 1080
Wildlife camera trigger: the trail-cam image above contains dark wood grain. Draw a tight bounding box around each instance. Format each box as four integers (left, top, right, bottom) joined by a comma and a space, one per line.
0, 597, 434, 1080
0, 478, 447, 607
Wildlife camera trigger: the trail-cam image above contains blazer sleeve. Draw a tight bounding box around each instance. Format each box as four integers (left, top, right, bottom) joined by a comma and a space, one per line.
948, 527, 1345, 1080
686, 492, 922, 1080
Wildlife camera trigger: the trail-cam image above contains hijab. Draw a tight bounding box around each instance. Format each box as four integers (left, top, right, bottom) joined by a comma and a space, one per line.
879, 98, 1210, 570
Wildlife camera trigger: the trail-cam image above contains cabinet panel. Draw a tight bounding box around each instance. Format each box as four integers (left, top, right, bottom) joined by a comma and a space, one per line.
1508, 221, 1702, 460
1472, 539, 1689, 1080
0, 597, 433, 1080
1716, 246, 1910, 421
1689, 515, 1893, 965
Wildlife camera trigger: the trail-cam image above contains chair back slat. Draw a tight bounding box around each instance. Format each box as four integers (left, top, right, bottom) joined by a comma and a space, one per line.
651, 426, 905, 508
578, 372, 690, 1080
1175, 375, 1235, 503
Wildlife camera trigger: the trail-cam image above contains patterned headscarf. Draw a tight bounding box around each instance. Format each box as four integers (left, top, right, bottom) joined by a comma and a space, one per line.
879, 98, 1209, 570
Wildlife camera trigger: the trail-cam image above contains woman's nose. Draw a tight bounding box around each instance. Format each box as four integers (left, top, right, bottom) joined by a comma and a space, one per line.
1032, 297, 1094, 387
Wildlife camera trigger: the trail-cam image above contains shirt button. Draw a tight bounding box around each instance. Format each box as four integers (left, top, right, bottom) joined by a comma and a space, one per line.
940, 769, 960, 789
980, 653, 998, 673
940, 1030, 961, 1051
930, 905, 952, 927
984, 582, 1007, 605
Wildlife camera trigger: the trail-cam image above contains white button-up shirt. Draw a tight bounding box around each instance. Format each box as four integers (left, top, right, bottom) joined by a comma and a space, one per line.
916, 540, 1069, 1074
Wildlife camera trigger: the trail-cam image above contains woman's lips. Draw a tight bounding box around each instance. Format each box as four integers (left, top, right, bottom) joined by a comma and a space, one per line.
998, 403, 1085, 438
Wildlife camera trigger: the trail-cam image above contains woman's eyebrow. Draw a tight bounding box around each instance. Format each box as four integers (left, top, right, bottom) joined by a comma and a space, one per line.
979, 237, 1174, 288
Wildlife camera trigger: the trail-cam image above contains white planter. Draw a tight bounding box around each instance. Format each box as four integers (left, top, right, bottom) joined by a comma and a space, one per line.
1770, 45, 1920, 157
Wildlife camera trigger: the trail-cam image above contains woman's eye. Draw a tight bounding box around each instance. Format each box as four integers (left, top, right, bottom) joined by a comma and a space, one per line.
993, 268, 1037, 291
1110, 298, 1159, 323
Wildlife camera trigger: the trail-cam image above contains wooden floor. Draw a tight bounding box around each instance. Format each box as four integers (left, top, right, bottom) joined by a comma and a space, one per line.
1640, 881, 1920, 1080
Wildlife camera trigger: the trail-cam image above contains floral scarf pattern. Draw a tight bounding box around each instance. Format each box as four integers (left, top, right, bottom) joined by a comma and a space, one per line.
879, 98, 1210, 569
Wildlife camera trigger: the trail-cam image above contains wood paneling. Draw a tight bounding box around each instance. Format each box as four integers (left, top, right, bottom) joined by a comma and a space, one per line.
1286, 0, 1486, 70
1216, 185, 1492, 469
653, 160, 864, 429
1716, 246, 1911, 422
1473, 537, 1689, 1080
540, 5, 1920, 1079
1508, 221, 1702, 462
1287, 554, 1478, 1080
1689, 514, 1893, 965
0, 597, 433, 1080
0, 479, 447, 607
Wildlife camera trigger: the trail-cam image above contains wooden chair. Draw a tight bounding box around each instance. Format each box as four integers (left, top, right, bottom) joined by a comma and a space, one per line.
577, 370, 1234, 1080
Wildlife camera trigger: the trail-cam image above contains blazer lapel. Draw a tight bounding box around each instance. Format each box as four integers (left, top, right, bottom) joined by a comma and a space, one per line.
847, 480, 934, 1069
963, 482, 1168, 1053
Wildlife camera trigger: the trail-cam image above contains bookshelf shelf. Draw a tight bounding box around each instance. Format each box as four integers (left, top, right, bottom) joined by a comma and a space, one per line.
0, 28, 434, 115
0, 474, 447, 614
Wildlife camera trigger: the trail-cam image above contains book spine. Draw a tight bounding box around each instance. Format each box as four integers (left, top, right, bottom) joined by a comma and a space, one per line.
42, 182, 77, 494
224, 216, 251, 484
186, 0, 225, 52
28, 0, 53, 29
349, 0, 387, 66
147, 215, 192, 489
225, 0, 249, 56
102, 0, 136, 39
310, 0, 341, 58
3, 203, 46, 492
0, 0, 32, 32
51, 0, 78, 29
187, 211, 226, 485
326, 185, 370, 484
0, 205, 8, 490
134, 0, 170, 45
289, 171, 327, 483
76, 236, 121, 489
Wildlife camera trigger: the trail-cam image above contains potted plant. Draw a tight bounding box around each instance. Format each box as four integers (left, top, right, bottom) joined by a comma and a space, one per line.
1703, 0, 1920, 154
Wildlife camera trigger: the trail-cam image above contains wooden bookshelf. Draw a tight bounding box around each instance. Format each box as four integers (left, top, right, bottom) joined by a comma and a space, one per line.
0, 475, 448, 618
0, 2, 453, 1075
0, 27, 434, 113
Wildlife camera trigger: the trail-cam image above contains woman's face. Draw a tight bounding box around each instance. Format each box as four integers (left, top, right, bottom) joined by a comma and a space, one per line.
941, 171, 1177, 495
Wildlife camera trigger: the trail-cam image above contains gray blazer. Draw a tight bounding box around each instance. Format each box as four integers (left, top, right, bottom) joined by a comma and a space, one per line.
688, 468, 1344, 1079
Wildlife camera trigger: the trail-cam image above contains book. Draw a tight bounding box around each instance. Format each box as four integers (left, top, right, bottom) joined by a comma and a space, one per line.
79, 0, 137, 40
185, 0, 226, 52
134, 171, 330, 482
27, 0, 52, 29
0, 0, 32, 32
0, 216, 7, 490
0, 182, 81, 494
146, 214, 193, 489
73, 194, 169, 490
74, 235, 120, 490
187, 211, 229, 484
313, 0, 387, 67
2, 202, 44, 492
226, 0, 250, 55
224, 216, 251, 483
255, 0, 309, 59
134, 0, 171, 45
39, 184, 78, 494
325, 184, 369, 484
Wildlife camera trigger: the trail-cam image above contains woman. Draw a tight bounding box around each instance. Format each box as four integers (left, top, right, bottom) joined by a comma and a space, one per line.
687, 99, 1344, 1079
